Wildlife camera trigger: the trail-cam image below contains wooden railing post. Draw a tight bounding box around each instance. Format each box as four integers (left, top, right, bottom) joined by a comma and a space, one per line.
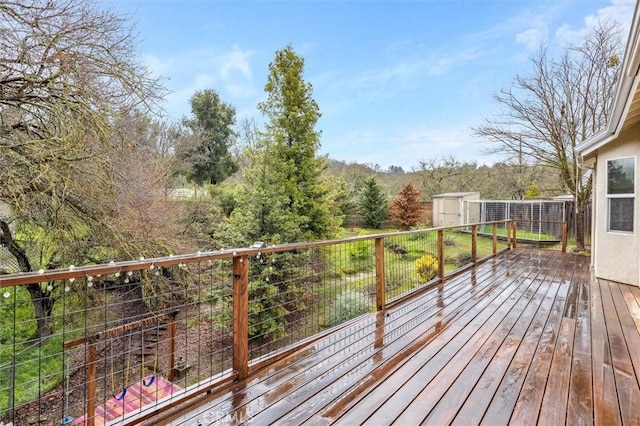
167, 312, 177, 382
86, 338, 97, 426
437, 229, 445, 280
562, 222, 568, 253
233, 254, 249, 380
471, 225, 478, 263
375, 237, 385, 311
512, 220, 517, 249
492, 222, 498, 255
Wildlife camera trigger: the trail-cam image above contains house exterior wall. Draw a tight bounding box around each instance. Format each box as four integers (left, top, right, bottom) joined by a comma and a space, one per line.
592, 126, 640, 286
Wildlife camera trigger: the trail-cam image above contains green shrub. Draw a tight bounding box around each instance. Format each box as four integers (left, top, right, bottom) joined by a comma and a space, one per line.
456, 252, 473, 267
444, 234, 456, 246
385, 241, 408, 255
328, 291, 370, 326
338, 240, 373, 275
415, 254, 438, 282
248, 281, 288, 339
348, 240, 371, 262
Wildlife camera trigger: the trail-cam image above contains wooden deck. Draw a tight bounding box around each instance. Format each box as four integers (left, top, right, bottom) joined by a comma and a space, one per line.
158, 249, 640, 425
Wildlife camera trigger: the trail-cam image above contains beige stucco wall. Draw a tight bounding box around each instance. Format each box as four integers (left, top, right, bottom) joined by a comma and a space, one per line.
592, 126, 640, 286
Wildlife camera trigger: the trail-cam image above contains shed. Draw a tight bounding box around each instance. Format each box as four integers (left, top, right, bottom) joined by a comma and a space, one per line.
432, 192, 480, 227
576, 0, 640, 286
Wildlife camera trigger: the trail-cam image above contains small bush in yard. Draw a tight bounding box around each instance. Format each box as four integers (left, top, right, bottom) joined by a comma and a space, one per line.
456, 252, 473, 267
415, 254, 438, 282
348, 240, 371, 262
328, 291, 370, 326
385, 241, 408, 255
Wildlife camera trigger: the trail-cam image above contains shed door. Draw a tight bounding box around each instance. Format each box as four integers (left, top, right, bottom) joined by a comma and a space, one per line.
440, 198, 460, 226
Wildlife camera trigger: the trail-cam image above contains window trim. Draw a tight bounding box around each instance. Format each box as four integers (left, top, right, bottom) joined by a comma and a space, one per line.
606, 156, 636, 234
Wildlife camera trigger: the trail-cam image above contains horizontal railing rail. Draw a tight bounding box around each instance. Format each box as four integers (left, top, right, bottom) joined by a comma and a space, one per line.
0, 220, 566, 425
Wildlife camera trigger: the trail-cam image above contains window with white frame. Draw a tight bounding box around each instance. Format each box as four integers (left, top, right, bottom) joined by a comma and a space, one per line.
607, 156, 635, 233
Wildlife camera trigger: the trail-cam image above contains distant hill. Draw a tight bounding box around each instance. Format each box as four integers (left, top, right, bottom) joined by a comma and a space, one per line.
326, 159, 418, 197
324, 158, 565, 201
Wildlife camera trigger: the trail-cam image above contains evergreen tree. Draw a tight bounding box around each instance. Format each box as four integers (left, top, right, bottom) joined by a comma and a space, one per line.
389, 183, 424, 230
252, 44, 341, 243
215, 45, 343, 339
359, 177, 388, 229
180, 89, 238, 185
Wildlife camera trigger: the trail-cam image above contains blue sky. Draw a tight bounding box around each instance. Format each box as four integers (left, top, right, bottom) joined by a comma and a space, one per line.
108, 0, 634, 171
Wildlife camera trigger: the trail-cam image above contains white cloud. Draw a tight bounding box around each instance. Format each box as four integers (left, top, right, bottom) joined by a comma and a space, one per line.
312, 57, 425, 117
555, 0, 635, 46
587, 0, 635, 30
323, 122, 489, 171
427, 49, 484, 77
403, 126, 474, 152
144, 53, 178, 77
512, 5, 563, 52
143, 45, 257, 120
465, 3, 562, 49
516, 27, 549, 51
313, 43, 485, 122
219, 46, 253, 81
353, 59, 422, 89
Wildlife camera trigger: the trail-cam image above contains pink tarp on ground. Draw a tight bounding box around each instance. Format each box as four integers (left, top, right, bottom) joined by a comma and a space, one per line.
72, 375, 181, 425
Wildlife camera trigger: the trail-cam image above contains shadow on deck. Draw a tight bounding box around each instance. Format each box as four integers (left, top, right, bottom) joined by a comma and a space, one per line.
152, 249, 639, 425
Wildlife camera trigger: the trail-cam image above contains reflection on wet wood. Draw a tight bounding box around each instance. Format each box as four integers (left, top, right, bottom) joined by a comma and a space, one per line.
538, 317, 575, 425
162, 250, 640, 426
567, 275, 592, 425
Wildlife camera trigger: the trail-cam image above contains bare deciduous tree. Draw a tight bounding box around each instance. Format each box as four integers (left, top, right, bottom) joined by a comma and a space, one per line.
0, 0, 168, 338
474, 20, 623, 250
416, 156, 483, 199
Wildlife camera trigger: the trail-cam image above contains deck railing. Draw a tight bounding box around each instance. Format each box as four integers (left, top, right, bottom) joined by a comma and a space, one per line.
0, 220, 566, 425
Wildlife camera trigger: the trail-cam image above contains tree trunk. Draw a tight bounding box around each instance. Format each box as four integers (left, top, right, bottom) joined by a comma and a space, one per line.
26, 284, 55, 340
1, 220, 55, 340
575, 203, 586, 252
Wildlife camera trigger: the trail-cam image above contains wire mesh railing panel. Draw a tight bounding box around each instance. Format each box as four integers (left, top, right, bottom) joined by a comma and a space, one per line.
0, 219, 564, 424
443, 229, 473, 273
0, 256, 234, 425
166, 260, 234, 391
247, 242, 376, 362
385, 232, 438, 301
321, 241, 375, 329
0, 286, 60, 425
0, 245, 19, 274
466, 200, 568, 244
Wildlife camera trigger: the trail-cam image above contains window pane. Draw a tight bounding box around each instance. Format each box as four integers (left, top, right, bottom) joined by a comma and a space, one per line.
609, 197, 634, 232
608, 157, 635, 194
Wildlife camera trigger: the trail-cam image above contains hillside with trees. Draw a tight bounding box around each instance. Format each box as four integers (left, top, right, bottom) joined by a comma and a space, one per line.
324, 157, 566, 211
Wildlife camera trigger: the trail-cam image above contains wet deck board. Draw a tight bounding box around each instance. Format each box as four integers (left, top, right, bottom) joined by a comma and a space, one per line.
162, 250, 640, 425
